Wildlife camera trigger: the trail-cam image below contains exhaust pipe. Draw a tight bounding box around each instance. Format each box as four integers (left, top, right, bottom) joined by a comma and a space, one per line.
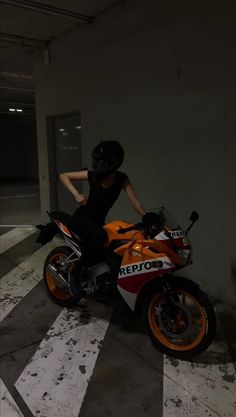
46, 264, 70, 289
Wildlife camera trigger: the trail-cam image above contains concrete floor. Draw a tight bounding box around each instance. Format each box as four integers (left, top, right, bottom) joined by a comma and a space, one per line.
0, 186, 236, 417
0, 179, 41, 226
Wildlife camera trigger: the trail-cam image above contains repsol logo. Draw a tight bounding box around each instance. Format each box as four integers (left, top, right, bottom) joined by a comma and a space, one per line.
170, 230, 186, 239
119, 260, 164, 277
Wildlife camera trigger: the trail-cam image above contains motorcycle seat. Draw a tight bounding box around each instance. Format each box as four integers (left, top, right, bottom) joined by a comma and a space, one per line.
50, 210, 72, 227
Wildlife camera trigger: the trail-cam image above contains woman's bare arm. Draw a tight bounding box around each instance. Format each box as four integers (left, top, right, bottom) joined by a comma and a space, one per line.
123, 179, 146, 217
59, 170, 88, 205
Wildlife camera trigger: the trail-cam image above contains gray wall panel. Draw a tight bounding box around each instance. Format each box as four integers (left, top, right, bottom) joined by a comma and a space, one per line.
35, 0, 236, 303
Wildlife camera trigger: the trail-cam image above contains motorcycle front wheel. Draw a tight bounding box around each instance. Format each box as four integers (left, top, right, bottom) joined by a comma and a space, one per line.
143, 284, 216, 359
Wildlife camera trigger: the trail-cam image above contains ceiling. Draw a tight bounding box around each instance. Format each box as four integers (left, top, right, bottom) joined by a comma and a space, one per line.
0, 0, 120, 116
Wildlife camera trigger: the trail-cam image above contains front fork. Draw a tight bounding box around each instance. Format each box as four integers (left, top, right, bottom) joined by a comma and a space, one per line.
161, 280, 181, 320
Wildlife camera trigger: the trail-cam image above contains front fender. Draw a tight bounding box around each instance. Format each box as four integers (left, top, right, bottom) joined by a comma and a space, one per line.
165, 274, 200, 290
134, 274, 199, 313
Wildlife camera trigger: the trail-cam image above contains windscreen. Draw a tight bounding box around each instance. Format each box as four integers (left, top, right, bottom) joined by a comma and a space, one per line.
154, 207, 181, 231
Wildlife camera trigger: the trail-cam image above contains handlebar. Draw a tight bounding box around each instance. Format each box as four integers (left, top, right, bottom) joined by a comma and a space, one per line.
117, 212, 166, 236
117, 223, 143, 234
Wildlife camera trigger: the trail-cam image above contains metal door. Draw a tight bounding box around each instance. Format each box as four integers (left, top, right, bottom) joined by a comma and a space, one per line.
47, 112, 82, 214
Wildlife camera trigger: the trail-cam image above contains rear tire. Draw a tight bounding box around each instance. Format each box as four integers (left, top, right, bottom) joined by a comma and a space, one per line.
44, 246, 77, 306
143, 284, 216, 359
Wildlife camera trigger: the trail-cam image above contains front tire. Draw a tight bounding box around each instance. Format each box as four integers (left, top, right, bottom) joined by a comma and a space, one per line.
143, 284, 216, 359
44, 246, 77, 306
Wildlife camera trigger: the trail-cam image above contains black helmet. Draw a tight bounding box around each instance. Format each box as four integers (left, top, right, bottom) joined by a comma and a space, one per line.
92, 140, 124, 174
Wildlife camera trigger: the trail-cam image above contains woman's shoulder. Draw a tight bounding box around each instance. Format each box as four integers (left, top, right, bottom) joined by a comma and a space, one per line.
116, 171, 129, 187
117, 170, 128, 179
87, 170, 96, 184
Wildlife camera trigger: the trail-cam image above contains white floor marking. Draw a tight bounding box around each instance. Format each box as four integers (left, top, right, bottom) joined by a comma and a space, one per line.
0, 226, 36, 254
163, 325, 236, 417
0, 239, 63, 322
0, 225, 37, 227
15, 301, 112, 417
0, 378, 24, 417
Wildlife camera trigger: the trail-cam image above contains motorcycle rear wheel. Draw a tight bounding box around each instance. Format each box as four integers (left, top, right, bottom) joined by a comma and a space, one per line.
144, 284, 216, 359
44, 246, 77, 306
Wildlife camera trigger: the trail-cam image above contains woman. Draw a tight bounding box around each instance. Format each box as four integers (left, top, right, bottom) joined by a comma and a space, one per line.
59, 140, 146, 295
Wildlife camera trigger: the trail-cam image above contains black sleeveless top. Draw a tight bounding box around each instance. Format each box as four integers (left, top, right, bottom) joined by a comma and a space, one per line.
73, 170, 128, 225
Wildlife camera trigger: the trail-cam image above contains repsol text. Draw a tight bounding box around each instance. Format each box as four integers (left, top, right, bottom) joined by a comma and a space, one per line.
119, 260, 165, 276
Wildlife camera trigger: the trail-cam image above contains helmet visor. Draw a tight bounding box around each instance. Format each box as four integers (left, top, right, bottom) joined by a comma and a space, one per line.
92, 157, 113, 173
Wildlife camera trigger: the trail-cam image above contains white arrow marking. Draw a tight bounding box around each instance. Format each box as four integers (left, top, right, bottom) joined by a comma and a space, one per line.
0, 378, 24, 417
0, 227, 36, 254
15, 301, 112, 417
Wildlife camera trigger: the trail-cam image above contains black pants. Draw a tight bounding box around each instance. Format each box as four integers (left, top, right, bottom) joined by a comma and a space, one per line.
69, 214, 107, 270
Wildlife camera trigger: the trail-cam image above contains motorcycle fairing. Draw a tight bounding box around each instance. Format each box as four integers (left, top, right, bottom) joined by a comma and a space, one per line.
154, 229, 191, 249
103, 220, 144, 245
117, 246, 175, 311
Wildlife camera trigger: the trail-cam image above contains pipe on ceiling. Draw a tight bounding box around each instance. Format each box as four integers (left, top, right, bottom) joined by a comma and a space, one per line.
0, 0, 93, 23
0, 101, 35, 106
0, 32, 48, 47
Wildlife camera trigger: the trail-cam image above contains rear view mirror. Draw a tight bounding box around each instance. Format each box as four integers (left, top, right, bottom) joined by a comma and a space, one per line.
186, 210, 199, 234
189, 211, 199, 222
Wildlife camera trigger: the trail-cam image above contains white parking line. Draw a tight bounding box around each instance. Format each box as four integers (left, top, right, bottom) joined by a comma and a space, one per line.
163, 328, 236, 417
0, 225, 36, 227
0, 379, 24, 417
0, 231, 112, 417
15, 302, 112, 417
0, 239, 62, 322
0, 227, 36, 254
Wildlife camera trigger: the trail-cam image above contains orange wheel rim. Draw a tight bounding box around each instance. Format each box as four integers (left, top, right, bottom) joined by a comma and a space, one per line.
46, 253, 73, 300
148, 290, 207, 351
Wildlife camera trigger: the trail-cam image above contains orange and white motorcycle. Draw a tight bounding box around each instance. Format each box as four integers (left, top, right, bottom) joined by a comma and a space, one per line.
43, 207, 216, 359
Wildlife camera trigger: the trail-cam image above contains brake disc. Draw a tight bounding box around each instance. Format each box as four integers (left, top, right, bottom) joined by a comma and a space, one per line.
156, 302, 195, 339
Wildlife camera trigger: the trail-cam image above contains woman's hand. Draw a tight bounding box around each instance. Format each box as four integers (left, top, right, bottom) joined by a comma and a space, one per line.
59, 171, 88, 205
74, 193, 87, 205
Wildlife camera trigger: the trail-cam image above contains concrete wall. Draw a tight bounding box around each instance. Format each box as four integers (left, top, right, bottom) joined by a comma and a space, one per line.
35, 0, 236, 304
0, 114, 39, 180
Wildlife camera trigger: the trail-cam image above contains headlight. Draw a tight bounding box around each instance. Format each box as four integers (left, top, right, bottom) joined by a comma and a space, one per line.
177, 249, 191, 265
